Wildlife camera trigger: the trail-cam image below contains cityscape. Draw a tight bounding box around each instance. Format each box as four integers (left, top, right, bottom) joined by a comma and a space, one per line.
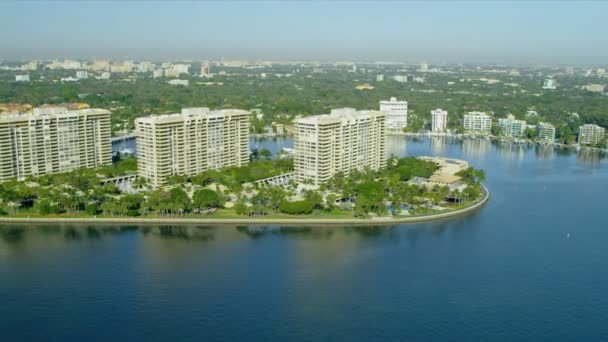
1, 1, 607, 341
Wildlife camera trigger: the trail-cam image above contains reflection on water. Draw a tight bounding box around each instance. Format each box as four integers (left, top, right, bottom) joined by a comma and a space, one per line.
462, 138, 491, 158
430, 136, 447, 155
495, 142, 526, 161
578, 148, 607, 165
142, 225, 216, 241
535, 145, 555, 160
0, 220, 482, 249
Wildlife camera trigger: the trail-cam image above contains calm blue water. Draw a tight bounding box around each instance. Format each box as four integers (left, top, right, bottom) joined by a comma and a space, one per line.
3, 137, 608, 341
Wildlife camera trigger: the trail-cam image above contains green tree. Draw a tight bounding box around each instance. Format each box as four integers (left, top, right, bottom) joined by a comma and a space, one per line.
169, 187, 191, 215
259, 148, 273, 160
193, 189, 220, 210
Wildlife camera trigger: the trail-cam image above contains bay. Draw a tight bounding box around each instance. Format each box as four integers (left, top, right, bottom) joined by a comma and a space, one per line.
2, 136, 607, 341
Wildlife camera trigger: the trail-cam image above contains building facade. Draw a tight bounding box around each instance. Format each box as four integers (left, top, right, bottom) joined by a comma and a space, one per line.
497, 114, 526, 137
431, 109, 448, 132
578, 124, 606, 145
543, 79, 557, 90
463, 111, 492, 134
536, 122, 556, 143
76, 70, 88, 79
0, 107, 111, 182
294, 108, 386, 186
379, 97, 407, 131
135, 108, 250, 187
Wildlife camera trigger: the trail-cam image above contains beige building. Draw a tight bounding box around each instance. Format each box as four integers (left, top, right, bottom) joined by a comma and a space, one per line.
0, 107, 111, 182
135, 107, 250, 187
497, 114, 526, 137
536, 122, 556, 143
294, 108, 386, 186
578, 124, 606, 145
412, 156, 469, 191
463, 111, 492, 134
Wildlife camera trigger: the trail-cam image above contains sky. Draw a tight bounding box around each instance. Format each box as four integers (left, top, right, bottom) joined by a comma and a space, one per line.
1, 1, 607, 64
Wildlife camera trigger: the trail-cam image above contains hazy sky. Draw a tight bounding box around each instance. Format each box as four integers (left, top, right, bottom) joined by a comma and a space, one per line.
1, 1, 607, 64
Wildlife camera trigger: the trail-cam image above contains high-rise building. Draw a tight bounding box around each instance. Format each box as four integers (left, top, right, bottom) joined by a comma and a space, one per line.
379, 97, 407, 131
135, 108, 250, 187
0, 107, 111, 182
294, 108, 386, 186
497, 114, 526, 137
201, 64, 211, 77
578, 124, 605, 145
536, 122, 556, 143
431, 109, 448, 132
376, 74, 384, 82
463, 111, 492, 134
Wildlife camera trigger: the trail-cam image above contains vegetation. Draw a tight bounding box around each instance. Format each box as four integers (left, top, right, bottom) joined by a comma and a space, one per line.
279, 200, 314, 215
1, 64, 607, 144
0, 154, 485, 219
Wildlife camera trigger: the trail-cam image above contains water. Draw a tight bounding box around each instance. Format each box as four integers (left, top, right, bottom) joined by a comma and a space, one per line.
3, 137, 608, 341
112, 137, 293, 158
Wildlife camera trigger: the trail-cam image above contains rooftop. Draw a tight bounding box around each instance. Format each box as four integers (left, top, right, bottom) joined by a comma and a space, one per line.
136, 107, 250, 124
0, 107, 110, 122
296, 108, 385, 125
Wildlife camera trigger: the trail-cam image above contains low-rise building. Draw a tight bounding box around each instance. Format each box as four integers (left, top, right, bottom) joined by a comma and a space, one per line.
463, 111, 492, 134
153, 69, 164, 78
15, 75, 30, 82
76, 70, 88, 79
542, 79, 557, 90
164, 64, 190, 78
497, 114, 526, 137
583, 84, 605, 93
412, 156, 469, 191
167, 79, 189, 86
578, 124, 606, 145
536, 122, 556, 143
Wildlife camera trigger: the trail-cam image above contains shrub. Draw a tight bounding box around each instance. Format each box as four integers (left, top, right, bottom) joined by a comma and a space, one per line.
279, 200, 314, 215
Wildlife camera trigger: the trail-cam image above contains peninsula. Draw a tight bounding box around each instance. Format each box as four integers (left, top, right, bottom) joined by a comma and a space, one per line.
1, 106, 488, 224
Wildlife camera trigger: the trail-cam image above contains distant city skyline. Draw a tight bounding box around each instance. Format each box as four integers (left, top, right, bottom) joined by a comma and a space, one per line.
1, 1, 607, 65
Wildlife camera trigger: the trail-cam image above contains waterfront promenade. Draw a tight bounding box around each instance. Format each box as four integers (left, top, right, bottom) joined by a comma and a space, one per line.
0, 186, 490, 226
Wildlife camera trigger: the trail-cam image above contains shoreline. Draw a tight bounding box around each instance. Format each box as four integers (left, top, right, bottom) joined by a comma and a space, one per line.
387, 132, 608, 152
0, 186, 490, 227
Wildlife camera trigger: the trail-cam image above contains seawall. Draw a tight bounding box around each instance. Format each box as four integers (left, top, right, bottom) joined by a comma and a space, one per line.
0, 186, 490, 227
